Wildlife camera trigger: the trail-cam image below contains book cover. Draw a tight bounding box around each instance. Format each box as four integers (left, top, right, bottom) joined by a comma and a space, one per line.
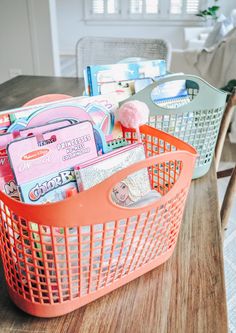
18, 169, 77, 204
0, 120, 71, 199
75, 143, 151, 207
7, 121, 98, 186
87, 59, 167, 96
3, 94, 117, 137
150, 76, 191, 109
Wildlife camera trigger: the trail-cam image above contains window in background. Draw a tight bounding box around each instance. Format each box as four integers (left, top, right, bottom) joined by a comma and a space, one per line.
107, 0, 119, 14
85, 0, 205, 21
146, 0, 159, 14
89, 0, 120, 17
130, 0, 159, 15
92, 0, 104, 14
170, 0, 201, 14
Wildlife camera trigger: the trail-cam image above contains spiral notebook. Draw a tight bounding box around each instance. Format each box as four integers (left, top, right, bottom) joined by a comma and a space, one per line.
151, 80, 191, 109
135, 77, 191, 109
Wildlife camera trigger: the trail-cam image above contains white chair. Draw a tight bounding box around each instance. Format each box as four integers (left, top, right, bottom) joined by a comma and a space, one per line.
75, 36, 171, 77
215, 88, 236, 234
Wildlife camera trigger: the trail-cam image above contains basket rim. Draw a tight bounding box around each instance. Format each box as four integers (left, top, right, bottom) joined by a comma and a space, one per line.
0, 125, 197, 226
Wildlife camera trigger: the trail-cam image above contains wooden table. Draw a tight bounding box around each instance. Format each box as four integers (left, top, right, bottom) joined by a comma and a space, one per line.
0, 76, 228, 333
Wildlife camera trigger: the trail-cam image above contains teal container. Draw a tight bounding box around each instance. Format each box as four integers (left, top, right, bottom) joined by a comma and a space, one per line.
122, 74, 228, 179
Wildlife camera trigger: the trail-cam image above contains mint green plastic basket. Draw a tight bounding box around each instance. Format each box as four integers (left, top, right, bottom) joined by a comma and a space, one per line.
123, 74, 227, 179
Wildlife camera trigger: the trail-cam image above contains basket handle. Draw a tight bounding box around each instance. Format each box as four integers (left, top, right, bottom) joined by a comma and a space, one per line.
144, 73, 225, 95
154, 73, 223, 90
0, 150, 196, 227
89, 150, 196, 208
120, 74, 227, 114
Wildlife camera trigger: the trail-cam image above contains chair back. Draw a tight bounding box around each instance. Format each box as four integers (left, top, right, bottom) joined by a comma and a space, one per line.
76, 36, 171, 77
221, 165, 236, 234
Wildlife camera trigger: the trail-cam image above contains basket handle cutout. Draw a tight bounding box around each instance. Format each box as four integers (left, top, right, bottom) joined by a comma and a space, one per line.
120, 74, 227, 115
95, 150, 196, 212
0, 150, 196, 227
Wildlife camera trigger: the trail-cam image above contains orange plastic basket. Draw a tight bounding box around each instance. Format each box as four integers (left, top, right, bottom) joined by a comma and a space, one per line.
0, 125, 197, 318
23, 94, 72, 107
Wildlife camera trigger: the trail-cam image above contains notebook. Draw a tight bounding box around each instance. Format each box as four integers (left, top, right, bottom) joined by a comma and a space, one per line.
151, 80, 191, 109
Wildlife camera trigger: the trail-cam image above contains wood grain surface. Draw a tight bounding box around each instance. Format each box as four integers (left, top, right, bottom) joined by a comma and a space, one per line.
0, 76, 228, 333
0, 75, 82, 111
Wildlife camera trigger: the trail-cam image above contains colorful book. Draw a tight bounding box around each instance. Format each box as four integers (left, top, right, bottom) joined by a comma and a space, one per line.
0, 94, 118, 136
86, 59, 167, 96
0, 120, 71, 199
7, 121, 98, 204
18, 169, 77, 204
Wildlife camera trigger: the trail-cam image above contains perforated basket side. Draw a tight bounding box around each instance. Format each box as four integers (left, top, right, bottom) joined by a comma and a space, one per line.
121, 74, 227, 178
0, 125, 197, 317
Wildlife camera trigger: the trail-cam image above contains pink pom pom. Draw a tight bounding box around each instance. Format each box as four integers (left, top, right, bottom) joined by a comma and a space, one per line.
117, 100, 149, 130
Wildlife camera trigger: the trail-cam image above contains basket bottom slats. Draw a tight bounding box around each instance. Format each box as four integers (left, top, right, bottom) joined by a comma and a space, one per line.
0, 188, 187, 309
7, 247, 175, 318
